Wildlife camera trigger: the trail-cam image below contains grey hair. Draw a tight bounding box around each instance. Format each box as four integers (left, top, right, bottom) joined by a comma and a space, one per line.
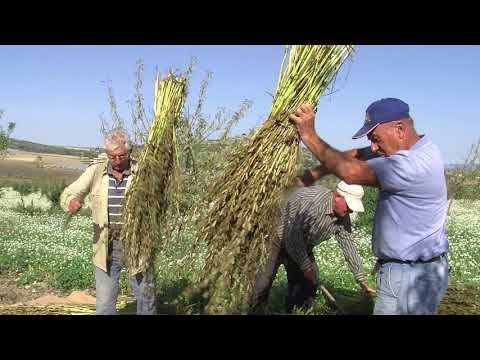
408, 116, 415, 128
104, 128, 131, 152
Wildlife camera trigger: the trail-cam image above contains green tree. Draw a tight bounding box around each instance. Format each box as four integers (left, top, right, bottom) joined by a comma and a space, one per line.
99, 59, 253, 215
0, 110, 16, 158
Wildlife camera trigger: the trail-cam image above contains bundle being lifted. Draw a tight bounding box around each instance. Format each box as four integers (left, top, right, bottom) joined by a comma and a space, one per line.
197, 45, 355, 313
121, 71, 187, 275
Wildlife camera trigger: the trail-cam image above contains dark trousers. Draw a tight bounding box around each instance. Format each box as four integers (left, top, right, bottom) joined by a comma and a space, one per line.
252, 237, 319, 313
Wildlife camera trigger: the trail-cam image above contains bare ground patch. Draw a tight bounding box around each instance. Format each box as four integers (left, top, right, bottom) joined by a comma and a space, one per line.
0, 159, 83, 186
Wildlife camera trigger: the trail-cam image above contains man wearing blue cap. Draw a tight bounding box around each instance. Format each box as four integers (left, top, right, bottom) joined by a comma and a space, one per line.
289, 98, 449, 315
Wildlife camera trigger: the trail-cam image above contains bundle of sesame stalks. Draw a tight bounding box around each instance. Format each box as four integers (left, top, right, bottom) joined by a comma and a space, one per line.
197, 45, 355, 314
121, 71, 187, 275
0, 302, 126, 315
0, 304, 96, 315
0, 300, 128, 315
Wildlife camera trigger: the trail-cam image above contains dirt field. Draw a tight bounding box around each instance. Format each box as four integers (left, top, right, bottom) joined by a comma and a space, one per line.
0, 158, 83, 186
0, 272, 75, 305
7, 148, 83, 161
5, 149, 89, 168
0, 272, 177, 315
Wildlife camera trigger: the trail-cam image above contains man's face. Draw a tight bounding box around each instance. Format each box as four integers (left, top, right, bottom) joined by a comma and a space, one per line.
106, 147, 130, 172
332, 193, 351, 218
367, 121, 401, 157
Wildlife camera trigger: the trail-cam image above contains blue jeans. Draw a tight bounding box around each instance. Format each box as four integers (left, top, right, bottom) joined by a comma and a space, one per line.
374, 254, 449, 315
95, 240, 157, 315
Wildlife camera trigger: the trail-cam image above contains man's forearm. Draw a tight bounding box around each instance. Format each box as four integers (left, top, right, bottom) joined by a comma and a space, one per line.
303, 147, 370, 182
301, 133, 379, 186
342, 148, 365, 160
300, 164, 330, 185
310, 164, 330, 178
290, 104, 379, 186
344, 146, 380, 161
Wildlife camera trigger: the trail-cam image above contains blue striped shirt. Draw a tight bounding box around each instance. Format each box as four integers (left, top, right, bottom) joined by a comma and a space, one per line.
106, 163, 131, 240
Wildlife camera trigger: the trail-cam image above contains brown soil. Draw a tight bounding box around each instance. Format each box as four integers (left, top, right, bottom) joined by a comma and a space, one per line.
437, 282, 480, 315
0, 273, 175, 314
0, 159, 83, 186
0, 273, 95, 306
4, 268, 475, 315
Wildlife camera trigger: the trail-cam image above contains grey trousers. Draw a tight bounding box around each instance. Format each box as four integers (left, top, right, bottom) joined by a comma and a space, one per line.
95, 239, 157, 315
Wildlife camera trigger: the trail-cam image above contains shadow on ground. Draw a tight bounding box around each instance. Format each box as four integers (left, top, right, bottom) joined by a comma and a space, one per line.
118, 278, 203, 315
250, 278, 374, 315
116, 280, 480, 315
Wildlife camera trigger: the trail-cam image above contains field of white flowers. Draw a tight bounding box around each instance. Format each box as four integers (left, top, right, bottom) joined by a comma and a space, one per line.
0, 187, 479, 314
0, 207, 94, 289
313, 199, 480, 285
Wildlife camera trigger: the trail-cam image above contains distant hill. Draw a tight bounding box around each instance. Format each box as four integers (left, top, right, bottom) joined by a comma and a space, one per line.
9, 138, 101, 158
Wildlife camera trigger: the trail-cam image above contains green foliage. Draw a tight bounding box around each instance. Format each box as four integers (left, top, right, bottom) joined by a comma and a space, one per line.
13, 201, 45, 216
447, 169, 480, 200
0, 110, 15, 156
355, 187, 378, 231
48, 257, 95, 291
39, 181, 67, 208
12, 182, 38, 197
316, 174, 341, 190
17, 269, 41, 287
5, 179, 86, 216
298, 145, 318, 172
447, 138, 480, 202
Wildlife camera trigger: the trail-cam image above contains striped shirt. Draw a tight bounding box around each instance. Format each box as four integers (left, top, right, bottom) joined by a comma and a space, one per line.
107, 163, 131, 241
278, 185, 366, 283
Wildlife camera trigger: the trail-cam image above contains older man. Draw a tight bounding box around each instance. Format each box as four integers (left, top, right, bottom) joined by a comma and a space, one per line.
60, 128, 156, 315
251, 181, 375, 314
290, 98, 449, 315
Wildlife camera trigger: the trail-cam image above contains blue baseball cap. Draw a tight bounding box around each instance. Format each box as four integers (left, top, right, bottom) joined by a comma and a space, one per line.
352, 98, 410, 139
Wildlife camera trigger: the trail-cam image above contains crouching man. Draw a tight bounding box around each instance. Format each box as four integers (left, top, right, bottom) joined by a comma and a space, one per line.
251, 181, 375, 313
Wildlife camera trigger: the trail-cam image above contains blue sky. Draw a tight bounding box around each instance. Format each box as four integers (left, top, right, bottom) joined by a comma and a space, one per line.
0, 45, 478, 163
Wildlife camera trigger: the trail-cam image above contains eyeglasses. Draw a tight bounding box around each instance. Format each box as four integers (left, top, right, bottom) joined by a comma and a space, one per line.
107, 153, 128, 161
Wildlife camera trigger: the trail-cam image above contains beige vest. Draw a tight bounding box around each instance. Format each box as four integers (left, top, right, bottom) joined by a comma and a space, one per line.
60, 157, 137, 272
